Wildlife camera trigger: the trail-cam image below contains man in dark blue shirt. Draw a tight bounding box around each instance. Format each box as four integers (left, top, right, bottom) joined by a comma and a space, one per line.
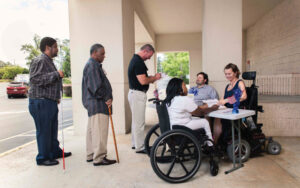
128, 44, 161, 153
82, 44, 116, 166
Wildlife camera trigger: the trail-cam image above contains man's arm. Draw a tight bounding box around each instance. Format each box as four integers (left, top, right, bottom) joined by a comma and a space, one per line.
136, 73, 161, 85
30, 59, 61, 86
210, 87, 219, 100
86, 67, 105, 99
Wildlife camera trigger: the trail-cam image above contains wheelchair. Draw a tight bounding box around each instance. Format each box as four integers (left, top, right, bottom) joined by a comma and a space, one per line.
218, 71, 281, 163
146, 98, 219, 183
239, 71, 281, 156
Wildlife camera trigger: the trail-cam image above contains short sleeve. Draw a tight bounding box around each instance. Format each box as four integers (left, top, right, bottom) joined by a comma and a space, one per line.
184, 97, 198, 113
210, 87, 219, 100
134, 62, 147, 76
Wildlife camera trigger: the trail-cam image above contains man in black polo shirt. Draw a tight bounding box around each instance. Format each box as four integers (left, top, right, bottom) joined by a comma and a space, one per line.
128, 44, 161, 154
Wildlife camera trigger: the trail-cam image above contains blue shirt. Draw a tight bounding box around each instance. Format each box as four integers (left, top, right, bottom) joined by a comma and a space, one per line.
189, 85, 219, 106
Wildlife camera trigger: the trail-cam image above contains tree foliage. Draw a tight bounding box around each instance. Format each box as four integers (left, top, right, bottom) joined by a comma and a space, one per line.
161, 52, 190, 84
0, 60, 12, 67
20, 34, 41, 66
20, 34, 71, 77
0, 66, 29, 79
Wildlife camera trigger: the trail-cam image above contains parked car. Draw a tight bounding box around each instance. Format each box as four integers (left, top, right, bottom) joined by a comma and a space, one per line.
7, 82, 28, 98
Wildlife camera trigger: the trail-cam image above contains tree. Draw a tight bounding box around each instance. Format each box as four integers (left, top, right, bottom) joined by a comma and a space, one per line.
59, 39, 71, 77
0, 66, 29, 79
20, 34, 41, 66
161, 52, 190, 84
20, 34, 71, 78
0, 60, 12, 67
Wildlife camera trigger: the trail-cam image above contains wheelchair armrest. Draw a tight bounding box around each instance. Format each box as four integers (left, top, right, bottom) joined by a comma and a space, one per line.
257, 105, 264, 113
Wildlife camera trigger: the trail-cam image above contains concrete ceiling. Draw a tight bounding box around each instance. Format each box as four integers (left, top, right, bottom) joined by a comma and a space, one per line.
138, 0, 283, 34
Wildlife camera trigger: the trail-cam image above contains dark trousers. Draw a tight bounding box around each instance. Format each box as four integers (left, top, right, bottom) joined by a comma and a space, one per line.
29, 98, 62, 164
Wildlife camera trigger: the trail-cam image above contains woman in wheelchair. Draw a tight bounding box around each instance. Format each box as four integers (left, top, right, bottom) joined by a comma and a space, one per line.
217, 63, 247, 143
164, 78, 219, 147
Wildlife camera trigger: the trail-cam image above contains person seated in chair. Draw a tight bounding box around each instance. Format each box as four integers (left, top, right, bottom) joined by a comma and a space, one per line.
164, 78, 219, 146
189, 72, 219, 106
189, 72, 223, 144
218, 63, 247, 143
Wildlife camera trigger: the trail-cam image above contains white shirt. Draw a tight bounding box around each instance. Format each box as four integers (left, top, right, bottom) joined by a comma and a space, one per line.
167, 96, 198, 127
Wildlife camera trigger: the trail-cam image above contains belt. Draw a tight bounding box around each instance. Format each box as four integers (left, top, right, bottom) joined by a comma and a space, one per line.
130, 89, 147, 93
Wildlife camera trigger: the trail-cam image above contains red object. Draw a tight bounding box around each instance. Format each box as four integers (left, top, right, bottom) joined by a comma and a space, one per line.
6, 82, 28, 97
62, 148, 65, 170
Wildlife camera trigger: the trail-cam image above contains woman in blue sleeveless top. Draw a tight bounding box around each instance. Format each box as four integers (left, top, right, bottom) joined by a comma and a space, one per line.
219, 63, 247, 107
216, 63, 247, 144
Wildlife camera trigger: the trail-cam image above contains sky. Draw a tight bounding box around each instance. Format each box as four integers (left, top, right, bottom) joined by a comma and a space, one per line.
0, 0, 69, 68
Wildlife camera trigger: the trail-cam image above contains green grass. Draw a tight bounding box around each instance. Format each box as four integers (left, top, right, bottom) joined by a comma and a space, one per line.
63, 93, 72, 99
0, 79, 12, 83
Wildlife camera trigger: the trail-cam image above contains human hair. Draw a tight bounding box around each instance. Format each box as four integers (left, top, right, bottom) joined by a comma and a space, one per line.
40, 37, 57, 52
90, 43, 104, 55
164, 78, 184, 107
224, 63, 240, 78
140, 44, 155, 53
196, 72, 209, 84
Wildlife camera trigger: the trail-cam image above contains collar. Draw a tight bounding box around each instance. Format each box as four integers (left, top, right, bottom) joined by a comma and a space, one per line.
42, 53, 53, 61
89, 57, 102, 67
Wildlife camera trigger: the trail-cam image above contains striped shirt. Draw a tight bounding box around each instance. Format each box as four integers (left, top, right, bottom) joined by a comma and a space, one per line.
29, 53, 62, 101
82, 58, 113, 117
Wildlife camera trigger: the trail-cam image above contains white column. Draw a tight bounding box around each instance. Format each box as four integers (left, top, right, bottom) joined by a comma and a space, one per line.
68, 0, 134, 135
202, 0, 242, 97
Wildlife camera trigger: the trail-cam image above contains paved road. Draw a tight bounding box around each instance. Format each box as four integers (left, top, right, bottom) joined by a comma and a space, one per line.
0, 82, 73, 154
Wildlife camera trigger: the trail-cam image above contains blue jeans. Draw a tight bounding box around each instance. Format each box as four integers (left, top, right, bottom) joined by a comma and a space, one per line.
29, 98, 62, 164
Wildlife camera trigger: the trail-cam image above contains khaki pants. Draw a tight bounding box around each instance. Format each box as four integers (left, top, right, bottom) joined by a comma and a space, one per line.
128, 89, 147, 151
86, 113, 109, 163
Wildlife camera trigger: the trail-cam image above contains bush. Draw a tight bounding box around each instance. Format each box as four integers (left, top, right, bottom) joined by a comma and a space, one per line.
63, 77, 71, 84
0, 66, 29, 79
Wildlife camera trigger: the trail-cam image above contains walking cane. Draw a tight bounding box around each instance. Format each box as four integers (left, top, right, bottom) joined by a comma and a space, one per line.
60, 89, 65, 170
59, 65, 66, 170
108, 107, 120, 163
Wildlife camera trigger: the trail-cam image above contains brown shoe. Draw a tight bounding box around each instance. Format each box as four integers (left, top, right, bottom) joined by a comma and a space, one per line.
93, 158, 116, 166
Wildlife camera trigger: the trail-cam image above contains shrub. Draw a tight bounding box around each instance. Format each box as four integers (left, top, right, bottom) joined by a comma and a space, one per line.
0, 66, 29, 79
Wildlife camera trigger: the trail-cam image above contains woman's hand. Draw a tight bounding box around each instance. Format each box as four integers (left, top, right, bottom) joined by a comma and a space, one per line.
227, 96, 236, 104
218, 99, 227, 105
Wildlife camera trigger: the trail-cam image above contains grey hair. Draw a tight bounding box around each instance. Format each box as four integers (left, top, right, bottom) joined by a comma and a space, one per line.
140, 44, 155, 53
90, 43, 104, 55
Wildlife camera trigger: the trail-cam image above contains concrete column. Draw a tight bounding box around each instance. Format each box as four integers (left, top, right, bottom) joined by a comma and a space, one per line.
68, 0, 134, 135
202, 0, 242, 97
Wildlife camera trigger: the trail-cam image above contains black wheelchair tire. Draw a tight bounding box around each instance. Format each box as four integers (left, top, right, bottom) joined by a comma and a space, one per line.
145, 124, 160, 156
227, 139, 251, 163
209, 160, 219, 176
267, 141, 281, 155
150, 129, 202, 183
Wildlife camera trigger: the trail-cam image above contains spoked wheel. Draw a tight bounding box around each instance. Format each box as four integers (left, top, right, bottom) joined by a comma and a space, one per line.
227, 139, 251, 163
145, 124, 161, 156
150, 130, 202, 183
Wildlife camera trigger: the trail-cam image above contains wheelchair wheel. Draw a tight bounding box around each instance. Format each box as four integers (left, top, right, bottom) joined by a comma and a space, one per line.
267, 141, 281, 155
227, 139, 251, 163
145, 124, 161, 156
150, 129, 202, 183
209, 160, 219, 176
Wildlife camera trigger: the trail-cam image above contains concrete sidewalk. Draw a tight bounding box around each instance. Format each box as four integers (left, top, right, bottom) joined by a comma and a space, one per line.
0, 126, 300, 188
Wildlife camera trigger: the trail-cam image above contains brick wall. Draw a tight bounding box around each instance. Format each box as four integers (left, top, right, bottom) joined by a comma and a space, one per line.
246, 0, 300, 75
